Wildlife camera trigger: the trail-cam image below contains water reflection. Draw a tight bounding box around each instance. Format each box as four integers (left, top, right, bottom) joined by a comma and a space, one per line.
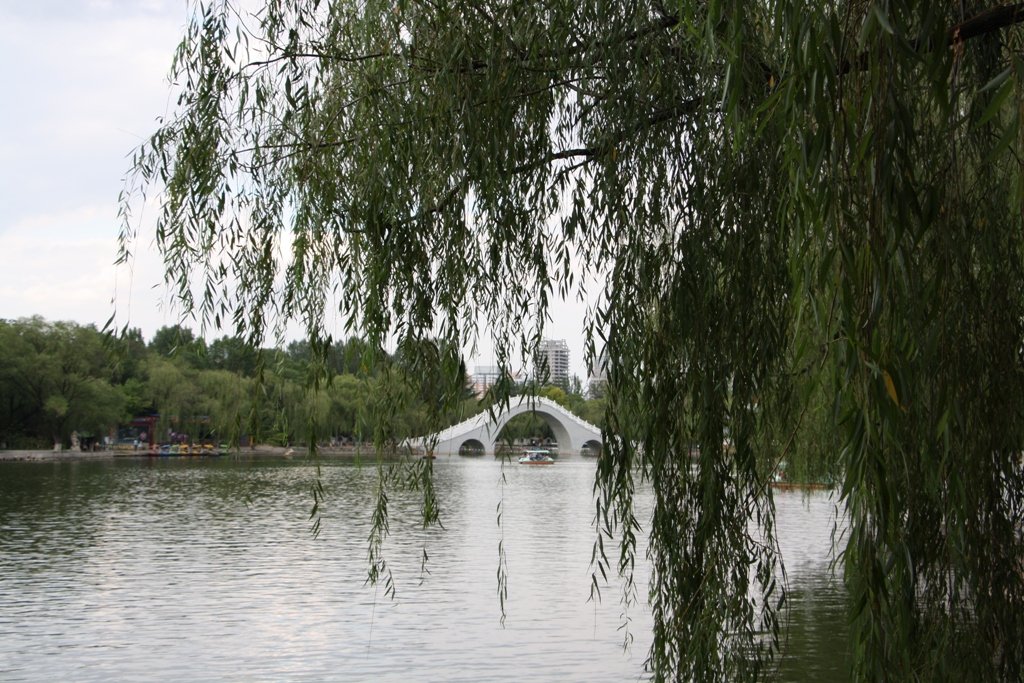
774, 490, 850, 682
0, 457, 847, 682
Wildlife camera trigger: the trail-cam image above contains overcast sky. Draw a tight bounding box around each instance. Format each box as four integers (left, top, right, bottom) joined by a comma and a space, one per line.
0, 0, 595, 378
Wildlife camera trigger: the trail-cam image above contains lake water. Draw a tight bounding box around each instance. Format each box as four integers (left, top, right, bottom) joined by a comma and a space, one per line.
0, 456, 848, 681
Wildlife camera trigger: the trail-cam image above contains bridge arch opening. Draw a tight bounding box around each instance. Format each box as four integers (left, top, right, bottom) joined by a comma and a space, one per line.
495, 408, 573, 456
458, 439, 486, 456
495, 412, 554, 452
581, 440, 602, 457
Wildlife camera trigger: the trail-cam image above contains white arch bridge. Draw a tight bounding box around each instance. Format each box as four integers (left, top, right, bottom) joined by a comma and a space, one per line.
416, 397, 603, 456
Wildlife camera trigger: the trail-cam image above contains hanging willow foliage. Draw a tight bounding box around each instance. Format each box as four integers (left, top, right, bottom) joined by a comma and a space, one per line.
122, 0, 1024, 680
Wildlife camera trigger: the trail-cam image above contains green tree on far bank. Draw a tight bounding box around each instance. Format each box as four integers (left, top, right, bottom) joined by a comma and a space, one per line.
149, 325, 208, 368
0, 318, 123, 449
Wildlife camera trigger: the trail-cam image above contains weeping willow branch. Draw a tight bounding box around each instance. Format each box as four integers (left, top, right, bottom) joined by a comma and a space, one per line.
125, 1, 1024, 681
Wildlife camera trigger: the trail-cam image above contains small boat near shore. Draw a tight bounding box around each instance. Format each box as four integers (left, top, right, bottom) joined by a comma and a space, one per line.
518, 449, 555, 465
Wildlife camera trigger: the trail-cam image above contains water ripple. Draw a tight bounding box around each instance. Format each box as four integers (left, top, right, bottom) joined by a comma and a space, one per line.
0, 457, 845, 682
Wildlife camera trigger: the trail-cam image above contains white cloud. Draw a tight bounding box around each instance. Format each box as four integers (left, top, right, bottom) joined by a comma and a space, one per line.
0, 5, 184, 227
0, 2, 185, 341
0, 206, 171, 336
0, 1, 597, 363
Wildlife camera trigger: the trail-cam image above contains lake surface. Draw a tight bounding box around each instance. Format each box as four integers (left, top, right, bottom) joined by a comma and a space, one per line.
0, 456, 848, 681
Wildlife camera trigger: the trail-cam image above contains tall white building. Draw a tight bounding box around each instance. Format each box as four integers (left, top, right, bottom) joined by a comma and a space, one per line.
587, 348, 608, 397
471, 364, 526, 397
534, 339, 570, 388
472, 365, 502, 397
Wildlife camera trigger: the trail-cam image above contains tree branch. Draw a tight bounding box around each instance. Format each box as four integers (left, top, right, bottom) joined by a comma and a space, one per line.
245, 51, 388, 70
840, 3, 1024, 74
953, 2, 1024, 42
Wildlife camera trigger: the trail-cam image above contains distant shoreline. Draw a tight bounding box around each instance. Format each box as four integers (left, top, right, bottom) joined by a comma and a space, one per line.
0, 444, 424, 462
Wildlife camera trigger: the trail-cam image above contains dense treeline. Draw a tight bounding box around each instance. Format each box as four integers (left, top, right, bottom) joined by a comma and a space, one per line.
0, 317, 604, 451
0, 318, 124, 450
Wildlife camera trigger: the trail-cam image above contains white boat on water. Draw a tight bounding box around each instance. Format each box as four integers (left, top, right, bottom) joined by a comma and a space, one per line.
518, 449, 555, 465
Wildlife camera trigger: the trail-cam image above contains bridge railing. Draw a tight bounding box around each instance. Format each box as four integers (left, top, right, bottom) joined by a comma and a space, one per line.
532, 397, 601, 433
